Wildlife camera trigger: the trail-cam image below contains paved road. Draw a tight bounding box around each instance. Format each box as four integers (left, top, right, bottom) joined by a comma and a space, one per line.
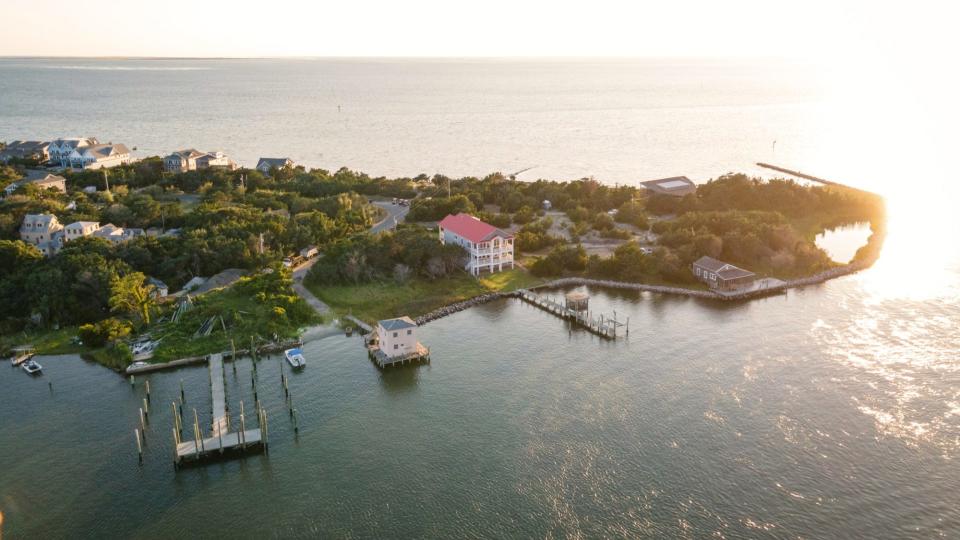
290, 200, 408, 318
369, 200, 409, 234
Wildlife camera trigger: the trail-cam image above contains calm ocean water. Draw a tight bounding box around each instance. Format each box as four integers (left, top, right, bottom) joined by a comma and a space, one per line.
1, 59, 959, 538
0, 57, 891, 186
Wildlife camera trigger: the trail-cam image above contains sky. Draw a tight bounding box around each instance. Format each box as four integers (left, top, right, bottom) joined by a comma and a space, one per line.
1, 0, 957, 61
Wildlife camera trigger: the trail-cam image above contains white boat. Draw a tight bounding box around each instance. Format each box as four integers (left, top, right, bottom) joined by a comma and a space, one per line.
22, 359, 42, 374
284, 348, 306, 369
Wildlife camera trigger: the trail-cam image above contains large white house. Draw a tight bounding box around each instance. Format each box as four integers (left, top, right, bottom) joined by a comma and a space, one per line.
48, 138, 98, 167
376, 317, 420, 358
64, 221, 101, 241
164, 149, 237, 172
438, 213, 514, 275
67, 143, 132, 170
20, 214, 65, 256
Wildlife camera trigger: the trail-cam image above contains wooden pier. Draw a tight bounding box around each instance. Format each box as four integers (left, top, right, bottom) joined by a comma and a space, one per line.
517, 290, 623, 339
173, 353, 267, 466
367, 342, 431, 368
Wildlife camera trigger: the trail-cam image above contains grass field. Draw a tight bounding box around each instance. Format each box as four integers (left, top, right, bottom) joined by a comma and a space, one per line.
309, 268, 544, 324
0, 327, 83, 356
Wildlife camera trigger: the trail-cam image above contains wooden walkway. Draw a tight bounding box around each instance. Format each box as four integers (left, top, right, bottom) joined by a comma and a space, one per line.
517, 290, 622, 339
173, 353, 267, 466
209, 354, 228, 437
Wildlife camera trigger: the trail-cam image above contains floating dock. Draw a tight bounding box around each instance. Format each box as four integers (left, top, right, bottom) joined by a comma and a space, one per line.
172, 353, 267, 466
517, 290, 623, 339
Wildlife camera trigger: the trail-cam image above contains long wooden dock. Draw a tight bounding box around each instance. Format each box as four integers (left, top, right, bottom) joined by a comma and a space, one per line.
517, 290, 622, 339
173, 353, 267, 466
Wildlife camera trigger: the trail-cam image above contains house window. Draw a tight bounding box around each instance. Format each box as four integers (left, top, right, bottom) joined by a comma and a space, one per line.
393, 332, 398, 338
407, 330, 412, 335
393, 344, 398, 350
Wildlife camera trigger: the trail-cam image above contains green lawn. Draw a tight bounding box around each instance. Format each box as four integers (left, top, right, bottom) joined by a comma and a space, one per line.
0, 327, 83, 356
310, 268, 544, 324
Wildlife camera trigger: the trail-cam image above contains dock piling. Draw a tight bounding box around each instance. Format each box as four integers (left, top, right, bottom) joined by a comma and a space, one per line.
139, 407, 147, 434
180, 379, 185, 402
293, 408, 299, 434
145, 380, 151, 402
130, 375, 135, 387
135, 429, 142, 463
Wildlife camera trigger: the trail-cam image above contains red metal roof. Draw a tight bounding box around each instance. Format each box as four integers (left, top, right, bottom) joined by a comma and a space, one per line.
438, 213, 512, 243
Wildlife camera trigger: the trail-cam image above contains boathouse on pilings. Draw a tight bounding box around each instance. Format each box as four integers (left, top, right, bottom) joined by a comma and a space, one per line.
367, 316, 430, 368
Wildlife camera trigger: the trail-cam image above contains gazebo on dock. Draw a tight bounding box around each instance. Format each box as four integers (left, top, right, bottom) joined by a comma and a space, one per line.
564, 291, 589, 312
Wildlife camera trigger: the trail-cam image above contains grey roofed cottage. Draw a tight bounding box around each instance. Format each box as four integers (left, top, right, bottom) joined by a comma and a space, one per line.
0, 140, 50, 163
4, 173, 66, 196
692, 256, 756, 291
256, 157, 295, 174
640, 176, 697, 197
378, 316, 417, 331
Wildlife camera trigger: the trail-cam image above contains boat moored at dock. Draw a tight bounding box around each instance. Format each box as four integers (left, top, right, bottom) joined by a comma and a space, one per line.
284, 348, 306, 369
22, 359, 42, 374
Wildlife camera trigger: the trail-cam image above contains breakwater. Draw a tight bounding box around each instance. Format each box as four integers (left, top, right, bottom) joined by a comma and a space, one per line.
413, 263, 869, 326
413, 292, 517, 325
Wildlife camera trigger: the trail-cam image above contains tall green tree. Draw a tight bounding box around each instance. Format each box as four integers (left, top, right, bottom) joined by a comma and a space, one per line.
109, 272, 156, 325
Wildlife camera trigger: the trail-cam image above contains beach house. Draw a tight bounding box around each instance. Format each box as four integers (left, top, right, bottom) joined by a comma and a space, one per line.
64, 221, 101, 241
67, 143, 132, 170
48, 138, 99, 167
0, 140, 50, 163
438, 213, 515, 275
195, 151, 237, 170
256, 157, 295, 175
20, 214, 65, 256
692, 256, 756, 291
3, 174, 66, 197
163, 149, 206, 172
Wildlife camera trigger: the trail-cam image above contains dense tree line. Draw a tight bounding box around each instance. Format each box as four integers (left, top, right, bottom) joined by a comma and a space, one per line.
305, 225, 468, 286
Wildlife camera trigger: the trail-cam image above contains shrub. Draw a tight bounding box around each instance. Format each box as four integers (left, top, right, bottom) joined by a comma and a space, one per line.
79, 318, 133, 348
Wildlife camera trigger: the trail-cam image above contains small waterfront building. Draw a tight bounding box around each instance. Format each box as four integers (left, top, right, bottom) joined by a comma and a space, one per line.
692, 256, 756, 291
376, 317, 421, 358
543, 199, 552, 210
64, 221, 100, 241
48, 137, 99, 168
299, 245, 319, 259
0, 140, 50, 163
640, 176, 697, 198
3, 173, 67, 197
82, 185, 97, 194
20, 214, 64, 256
66, 143, 132, 170
438, 213, 515, 276
256, 157, 295, 175
163, 149, 206, 172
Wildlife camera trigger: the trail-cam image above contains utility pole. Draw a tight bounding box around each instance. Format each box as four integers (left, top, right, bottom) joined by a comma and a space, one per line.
103, 170, 111, 193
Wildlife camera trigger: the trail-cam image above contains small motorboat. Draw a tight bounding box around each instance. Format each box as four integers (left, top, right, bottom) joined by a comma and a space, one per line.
284, 348, 306, 369
22, 359, 42, 375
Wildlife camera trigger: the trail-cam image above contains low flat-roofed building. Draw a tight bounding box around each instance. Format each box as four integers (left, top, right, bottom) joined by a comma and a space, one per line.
692, 256, 756, 291
640, 176, 697, 198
